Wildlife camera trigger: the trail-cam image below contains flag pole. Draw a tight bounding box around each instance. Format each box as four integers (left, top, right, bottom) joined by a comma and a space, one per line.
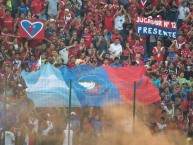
68, 79, 72, 145
3, 77, 7, 145
133, 81, 136, 133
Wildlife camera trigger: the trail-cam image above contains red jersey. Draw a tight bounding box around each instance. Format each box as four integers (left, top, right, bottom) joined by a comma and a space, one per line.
132, 45, 144, 60
84, 15, 93, 25
151, 64, 159, 71
92, 12, 101, 25
152, 46, 165, 62
122, 49, 131, 56
0, 7, 4, 26
71, 23, 82, 35
31, 0, 45, 15
68, 46, 81, 58
127, 36, 135, 46
21, 51, 28, 60
181, 48, 191, 58
122, 61, 130, 67
46, 48, 53, 57
104, 15, 114, 32
68, 62, 76, 68
48, 35, 59, 41
151, 0, 159, 7
181, 99, 189, 112
140, 37, 147, 46
83, 33, 93, 48
180, 24, 191, 33
111, 34, 123, 42
0, 33, 12, 45
2, 16, 14, 31
57, 11, 73, 29
136, 1, 146, 10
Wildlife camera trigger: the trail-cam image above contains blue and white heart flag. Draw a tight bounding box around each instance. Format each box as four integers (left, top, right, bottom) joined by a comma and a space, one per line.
19, 19, 45, 39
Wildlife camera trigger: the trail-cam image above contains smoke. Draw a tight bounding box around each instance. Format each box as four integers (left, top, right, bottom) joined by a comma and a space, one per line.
96, 106, 186, 145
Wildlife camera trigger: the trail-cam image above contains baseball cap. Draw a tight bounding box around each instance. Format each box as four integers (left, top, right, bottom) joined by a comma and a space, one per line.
65, 9, 69, 12
18, 84, 23, 87
157, 15, 162, 19
70, 112, 76, 115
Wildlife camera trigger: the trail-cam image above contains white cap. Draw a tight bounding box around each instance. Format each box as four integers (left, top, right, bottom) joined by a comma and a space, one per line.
70, 112, 76, 115
148, 16, 153, 19
18, 84, 22, 87
65, 9, 69, 12
49, 19, 55, 22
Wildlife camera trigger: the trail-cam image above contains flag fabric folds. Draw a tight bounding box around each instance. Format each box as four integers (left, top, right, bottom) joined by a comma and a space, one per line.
21, 63, 80, 107
60, 65, 160, 106
22, 64, 160, 107
60, 65, 123, 106
104, 67, 161, 105
19, 19, 45, 39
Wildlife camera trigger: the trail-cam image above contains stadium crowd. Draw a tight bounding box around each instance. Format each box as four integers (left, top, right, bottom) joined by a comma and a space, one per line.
0, 0, 193, 144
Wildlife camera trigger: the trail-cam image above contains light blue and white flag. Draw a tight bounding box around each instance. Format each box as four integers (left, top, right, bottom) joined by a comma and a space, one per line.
21, 63, 80, 107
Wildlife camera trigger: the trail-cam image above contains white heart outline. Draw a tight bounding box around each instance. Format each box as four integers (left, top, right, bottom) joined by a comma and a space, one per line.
21, 20, 44, 38
141, 0, 147, 6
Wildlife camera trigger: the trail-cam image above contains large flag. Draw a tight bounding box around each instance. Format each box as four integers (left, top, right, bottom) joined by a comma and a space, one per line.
60, 65, 160, 106
21, 63, 80, 107
19, 19, 45, 39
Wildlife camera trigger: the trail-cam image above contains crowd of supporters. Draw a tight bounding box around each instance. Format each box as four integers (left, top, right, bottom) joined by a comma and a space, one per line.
0, 0, 193, 144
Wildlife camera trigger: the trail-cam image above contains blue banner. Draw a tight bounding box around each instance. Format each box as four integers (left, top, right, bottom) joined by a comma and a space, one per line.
136, 16, 178, 38
59, 65, 123, 106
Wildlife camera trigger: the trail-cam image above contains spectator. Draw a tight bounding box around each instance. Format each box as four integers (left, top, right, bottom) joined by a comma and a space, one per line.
1, 125, 15, 145
70, 112, 80, 145
56, 8, 73, 30
45, 0, 59, 18
114, 5, 128, 36
31, 0, 45, 15
109, 38, 123, 59
165, 0, 178, 22
96, 34, 109, 58
151, 72, 161, 89
103, 10, 114, 33
70, 0, 82, 18
111, 29, 123, 43
37, 8, 47, 21
80, 117, 93, 145
122, 56, 131, 67
110, 57, 122, 67
17, 1, 29, 18
155, 117, 167, 134
178, 72, 188, 85
59, 44, 75, 65
82, 27, 93, 49
152, 39, 166, 62
177, 1, 190, 30
2, 9, 14, 32
91, 114, 103, 138
132, 39, 144, 62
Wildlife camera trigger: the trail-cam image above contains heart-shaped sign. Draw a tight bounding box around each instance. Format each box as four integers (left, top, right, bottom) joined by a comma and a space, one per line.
21, 20, 44, 38
141, 0, 147, 6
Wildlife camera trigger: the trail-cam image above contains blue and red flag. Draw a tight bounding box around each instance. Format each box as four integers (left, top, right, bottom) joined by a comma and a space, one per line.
60, 65, 160, 106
